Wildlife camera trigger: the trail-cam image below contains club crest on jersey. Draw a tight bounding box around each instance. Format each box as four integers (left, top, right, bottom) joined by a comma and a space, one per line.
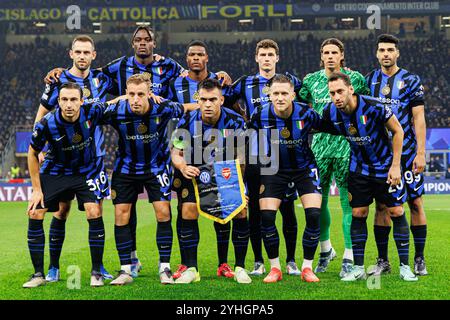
92, 78, 100, 88
199, 171, 211, 184
348, 124, 357, 135
82, 88, 91, 98
381, 85, 390, 95
72, 133, 82, 143
262, 85, 270, 95
182, 188, 189, 198
222, 168, 231, 180
137, 123, 148, 134
173, 178, 181, 189
193, 91, 200, 101
281, 127, 290, 139
396, 80, 405, 90
110, 189, 117, 200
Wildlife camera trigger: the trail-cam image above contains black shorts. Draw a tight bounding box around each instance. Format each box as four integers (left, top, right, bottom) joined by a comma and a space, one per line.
40, 169, 108, 212
348, 172, 407, 208
401, 157, 425, 201
111, 170, 172, 205
172, 169, 196, 204
259, 166, 322, 200
245, 165, 297, 204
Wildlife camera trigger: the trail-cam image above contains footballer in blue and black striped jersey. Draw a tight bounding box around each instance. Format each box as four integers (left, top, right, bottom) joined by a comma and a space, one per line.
323, 72, 417, 280
40, 69, 118, 158
103, 98, 184, 178
366, 67, 425, 199
224, 72, 302, 119
366, 34, 426, 278
102, 54, 183, 97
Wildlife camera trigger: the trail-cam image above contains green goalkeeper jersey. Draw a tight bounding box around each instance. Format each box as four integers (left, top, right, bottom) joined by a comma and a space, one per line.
299, 68, 370, 159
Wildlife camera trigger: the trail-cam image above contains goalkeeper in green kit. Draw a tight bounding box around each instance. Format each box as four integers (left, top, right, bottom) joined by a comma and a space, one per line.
298, 38, 370, 277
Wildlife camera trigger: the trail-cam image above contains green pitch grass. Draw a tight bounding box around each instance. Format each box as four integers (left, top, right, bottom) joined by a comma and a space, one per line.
0, 195, 449, 300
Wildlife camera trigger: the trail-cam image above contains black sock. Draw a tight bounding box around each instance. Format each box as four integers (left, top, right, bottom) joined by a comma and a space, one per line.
249, 200, 263, 262
115, 224, 132, 266
261, 210, 279, 259
280, 200, 297, 262
214, 221, 231, 266
303, 208, 321, 261
88, 217, 105, 272
28, 219, 45, 275
351, 216, 368, 266
49, 216, 66, 269
374, 225, 391, 261
129, 203, 137, 253
411, 225, 427, 259
176, 205, 186, 265
180, 219, 199, 269
392, 214, 410, 266
232, 218, 250, 268
157, 220, 173, 263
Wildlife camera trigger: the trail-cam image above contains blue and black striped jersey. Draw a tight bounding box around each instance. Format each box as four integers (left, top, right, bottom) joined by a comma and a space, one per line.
31, 104, 105, 175
102, 99, 184, 175
365, 68, 424, 168
172, 107, 247, 166
167, 72, 219, 103
40, 69, 118, 158
322, 95, 396, 178
224, 72, 302, 118
101, 55, 184, 97
249, 101, 321, 171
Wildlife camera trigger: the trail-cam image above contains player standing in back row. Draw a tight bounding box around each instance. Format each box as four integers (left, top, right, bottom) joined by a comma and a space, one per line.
225, 39, 303, 276
366, 34, 428, 276
299, 38, 370, 277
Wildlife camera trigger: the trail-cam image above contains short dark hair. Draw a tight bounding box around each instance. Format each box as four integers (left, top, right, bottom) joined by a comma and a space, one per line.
198, 78, 222, 91
377, 34, 399, 48
268, 74, 293, 88
186, 40, 208, 55
320, 38, 345, 68
328, 72, 351, 86
255, 39, 279, 56
59, 82, 83, 99
72, 35, 95, 50
131, 25, 155, 43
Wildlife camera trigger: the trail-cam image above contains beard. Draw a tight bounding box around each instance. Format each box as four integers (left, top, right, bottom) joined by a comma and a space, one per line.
75, 61, 89, 71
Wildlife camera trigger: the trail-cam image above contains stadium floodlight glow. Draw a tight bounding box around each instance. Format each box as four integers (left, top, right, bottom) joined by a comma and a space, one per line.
35, 22, 46, 27
136, 22, 151, 26
239, 19, 253, 23
92, 22, 101, 26
94, 30, 102, 33
341, 18, 354, 22
291, 19, 304, 23
442, 16, 450, 19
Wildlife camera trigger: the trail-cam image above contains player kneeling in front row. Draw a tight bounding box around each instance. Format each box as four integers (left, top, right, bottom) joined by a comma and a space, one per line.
249, 75, 324, 283
24, 83, 109, 288
322, 72, 417, 281
103, 74, 196, 285
171, 78, 252, 284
